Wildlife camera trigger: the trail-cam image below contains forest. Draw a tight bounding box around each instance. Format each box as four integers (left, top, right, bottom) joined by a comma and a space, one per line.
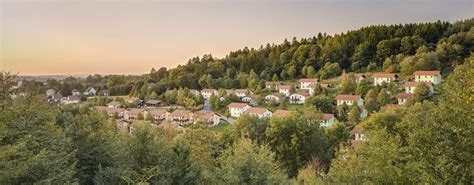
1, 19, 473, 184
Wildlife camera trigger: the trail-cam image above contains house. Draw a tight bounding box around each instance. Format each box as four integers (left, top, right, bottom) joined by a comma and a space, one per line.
99, 90, 109, 96
107, 101, 122, 108
201, 89, 218, 99
273, 109, 292, 117
308, 83, 330, 95
372, 73, 397, 86
124, 109, 145, 121
241, 96, 252, 103
51, 93, 63, 102
195, 111, 220, 126
265, 81, 282, 89
148, 109, 169, 123
264, 93, 283, 103
354, 74, 366, 83
241, 95, 259, 106
46, 89, 56, 97
83, 87, 97, 96
116, 121, 129, 131
104, 108, 125, 118
245, 107, 272, 118
404, 82, 434, 94
395, 93, 412, 105
63, 95, 80, 104
351, 125, 366, 141
189, 89, 200, 96
320, 114, 336, 128
289, 90, 311, 104
299, 78, 319, 90
336, 95, 364, 107
170, 110, 193, 125
414, 70, 442, 85
72, 89, 81, 96
145, 100, 161, 107
234, 89, 251, 98
227, 102, 251, 117
277, 85, 292, 97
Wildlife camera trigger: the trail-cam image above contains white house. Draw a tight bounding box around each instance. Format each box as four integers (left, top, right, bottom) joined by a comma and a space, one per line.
107, 101, 121, 108
170, 110, 193, 125
227, 102, 251, 117
245, 107, 272, 118
148, 109, 169, 123
335, 95, 364, 107
234, 89, 251, 98
354, 74, 366, 83
404, 82, 434, 94
308, 83, 330, 95
83, 87, 97, 96
278, 85, 292, 97
71, 89, 81, 96
124, 108, 145, 121
414, 70, 442, 85
63, 95, 80, 104
189, 89, 200, 97
265, 81, 282, 89
46, 89, 56, 97
195, 111, 220, 126
395, 93, 412, 105
299, 78, 319, 90
289, 90, 311, 104
372, 73, 397, 86
320, 114, 336, 128
264, 93, 282, 102
201, 89, 218, 99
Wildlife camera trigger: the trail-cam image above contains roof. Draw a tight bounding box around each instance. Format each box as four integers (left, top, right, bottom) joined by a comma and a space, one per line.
196, 111, 216, 120
295, 89, 310, 96
148, 109, 168, 116
72, 89, 80, 92
413, 70, 441, 76
171, 109, 191, 117
273, 109, 291, 116
270, 93, 283, 97
53, 93, 63, 100
67, 95, 80, 101
145, 100, 161, 104
354, 73, 366, 78
127, 108, 145, 115
404, 81, 433, 87
395, 93, 413, 98
105, 108, 125, 114
85, 87, 95, 91
201, 88, 217, 93
107, 101, 121, 106
350, 125, 363, 134
227, 102, 250, 109
246, 107, 270, 114
234, 89, 248, 94
189, 89, 199, 93
322, 114, 334, 121
336, 95, 361, 101
278, 85, 291, 90
372, 73, 396, 78
299, 78, 318, 83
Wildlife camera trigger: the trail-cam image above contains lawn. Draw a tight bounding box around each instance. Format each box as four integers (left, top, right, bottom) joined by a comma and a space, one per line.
211, 121, 230, 133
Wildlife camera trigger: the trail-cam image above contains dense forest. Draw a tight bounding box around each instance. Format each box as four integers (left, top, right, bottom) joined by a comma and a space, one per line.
1, 19, 473, 184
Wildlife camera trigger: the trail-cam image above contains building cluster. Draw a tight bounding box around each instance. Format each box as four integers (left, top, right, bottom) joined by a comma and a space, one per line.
94, 101, 220, 127
394, 71, 440, 105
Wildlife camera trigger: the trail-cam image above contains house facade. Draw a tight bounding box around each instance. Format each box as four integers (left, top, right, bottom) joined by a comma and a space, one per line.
278, 85, 292, 97
124, 109, 145, 121
351, 125, 366, 141
289, 90, 310, 104
170, 110, 193, 125
320, 114, 336, 128
395, 93, 412, 105
264, 93, 282, 102
201, 89, 218, 99
414, 70, 442, 85
336, 95, 364, 107
245, 107, 272, 118
227, 102, 251, 117
83, 87, 97, 96
195, 111, 220, 126
372, 73, 397, 86
148, 109, 169, 123
299, 78, 319, 90
404, 82, 434, 94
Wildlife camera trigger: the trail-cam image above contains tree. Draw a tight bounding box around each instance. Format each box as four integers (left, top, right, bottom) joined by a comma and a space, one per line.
355, 80, 371, 96
411, 83, 431, 103
348, 105, 361, 124
400, 52, 440, 76
340, 72, 356, 94
272, 74, 279, 82
304, 95, 334, 114
169, 138, 200, 184
148, 91, 159, 100
337, 103, 349, 122
216, 138, 288, 184
365, 89, 379, 113
376, 88, 391, 105
137, 113, 144, 120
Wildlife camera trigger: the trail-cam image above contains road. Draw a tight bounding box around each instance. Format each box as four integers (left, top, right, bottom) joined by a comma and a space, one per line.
203, 100, 235, 124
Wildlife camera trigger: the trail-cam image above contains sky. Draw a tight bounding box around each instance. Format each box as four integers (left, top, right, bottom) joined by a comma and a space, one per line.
1, 0, 473, 75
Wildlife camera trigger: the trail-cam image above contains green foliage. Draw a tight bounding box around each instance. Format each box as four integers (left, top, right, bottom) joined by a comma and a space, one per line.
365, 89, 379, 113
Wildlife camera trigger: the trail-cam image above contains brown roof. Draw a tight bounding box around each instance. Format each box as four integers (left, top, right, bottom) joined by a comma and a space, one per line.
227, 102, 250, 109
196, 111, 216, 120
201, 89, 217, 93
395, 93, 413, 98
350, 125, 363, 134
354, 73, 366, 78
278, 85, 291, 89
273, 109, 291, 116
127, 108, 145, 115
309, 83, 330, 88
265, 81, 283, 85
246, 107, 270, 114
295, 89, 310, 96
271, 93, 284, 97
171, 109, 191, 117
107, 101, 121, 106
336, 95, 361, 101
234, 89, 247, 93
322, 114, 334, 121
148, 109, 168, 116
373, 72, 396, 78
404, 81, 433, 87
413, 70, 441, 76
67, 95, 80, 101
299, 78, 319, 83
105, 108, 125, 114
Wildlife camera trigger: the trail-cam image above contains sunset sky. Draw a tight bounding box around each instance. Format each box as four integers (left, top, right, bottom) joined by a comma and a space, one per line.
1, 0, 473, 75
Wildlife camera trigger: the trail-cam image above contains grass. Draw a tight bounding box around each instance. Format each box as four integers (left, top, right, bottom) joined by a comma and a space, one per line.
211, 121, 230, 133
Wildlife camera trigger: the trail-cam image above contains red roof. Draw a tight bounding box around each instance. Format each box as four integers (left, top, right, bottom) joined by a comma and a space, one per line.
395, 93, 413, 98
413, 70, 441, 76
201, 89, 217, 93
373, 73, 396, 78
171, 109, 191, 117
299, 78, 318, 83
227, 102, 250, 109
294, 90, 310, 96
350, 125, 363, 134
278, 85, 291, 89
127, 108, 144, 115
336, 95, 361, 101
246, 107, 270, 114
322, 114, 334, 121
404, 81, 433, 87
265, 81, 283, 85
148, 109, 168, 116
196, 111, 216, 120
67, 95, 80, 101
234, 89, 248, 93
107, 101, 121, 106
273, 109, 291, 116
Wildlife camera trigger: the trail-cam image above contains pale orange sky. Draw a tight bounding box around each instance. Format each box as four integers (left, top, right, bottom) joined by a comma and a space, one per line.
1, 0, 473, 75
